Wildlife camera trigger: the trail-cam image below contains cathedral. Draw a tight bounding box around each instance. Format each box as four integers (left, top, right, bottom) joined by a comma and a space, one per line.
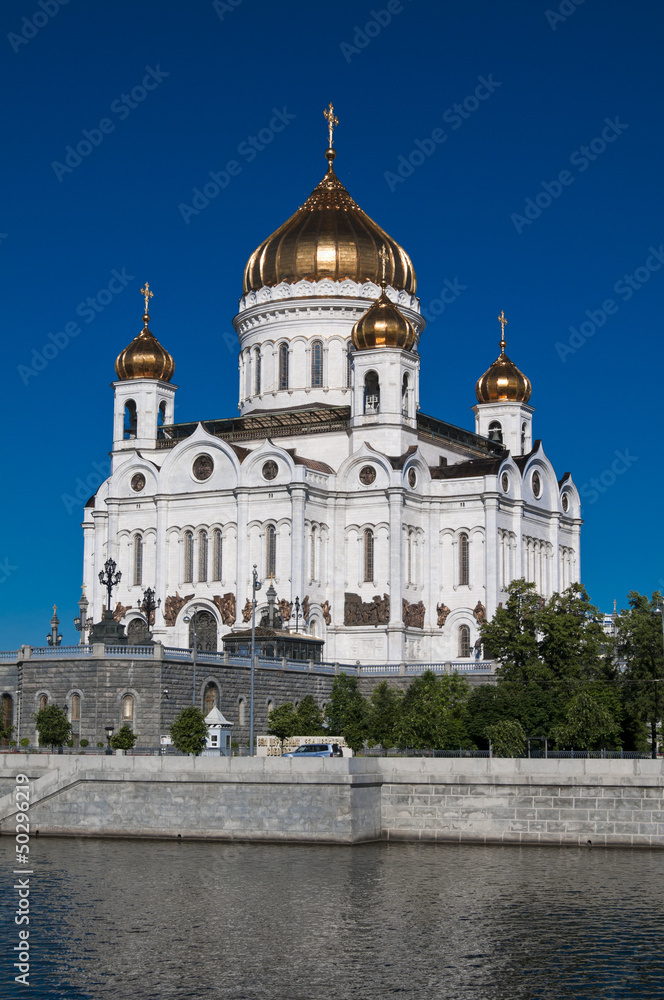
82, 109, 581, 666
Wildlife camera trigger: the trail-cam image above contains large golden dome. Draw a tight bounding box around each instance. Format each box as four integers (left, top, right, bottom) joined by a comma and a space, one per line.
243, 148, 417, 295
115, 298, 175, 382
351, 284, 416, 351
475, 312, 531, 403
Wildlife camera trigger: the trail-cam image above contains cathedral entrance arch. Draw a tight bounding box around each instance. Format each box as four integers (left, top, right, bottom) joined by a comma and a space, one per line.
189, 610, 217, 651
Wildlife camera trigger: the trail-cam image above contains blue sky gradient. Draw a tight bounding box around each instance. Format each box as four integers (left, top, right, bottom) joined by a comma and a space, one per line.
1, 0, 662, 646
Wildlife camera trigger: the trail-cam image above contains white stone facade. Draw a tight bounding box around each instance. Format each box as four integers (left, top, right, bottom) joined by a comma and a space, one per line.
83, 279, 581, 665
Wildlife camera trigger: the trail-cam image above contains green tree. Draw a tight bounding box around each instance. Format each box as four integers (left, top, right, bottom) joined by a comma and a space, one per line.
325, 673, 367, 752
34, 705, 71, 749
267, 702, 298, 745
294, 696, 325, 736
395, 671, 472, 751
616, 591, 664, 757
552, 691, 621, 751
170, 706, 208, 756
110, 724, 137, 751
366, 681, 402, 752
465, 684, 514, 748
485, 719, 527, 757
480, 579, 541, 685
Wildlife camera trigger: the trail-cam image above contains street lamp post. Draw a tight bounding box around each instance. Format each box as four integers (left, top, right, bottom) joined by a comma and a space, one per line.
249, 564, 262, 757
73, 585, 91, 644
105, 725, 114, 756
99, 559, 122, 613
293, 596, 301, 635
183, 613, 198, 706
46, 605, 62, 647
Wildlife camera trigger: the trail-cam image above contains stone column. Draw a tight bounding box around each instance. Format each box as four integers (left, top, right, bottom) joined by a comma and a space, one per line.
289, 484, 306, 602
483, 493, 499, 619
387, 488, 404, 660
152, 496, 167, 639
235, 488, 250, 616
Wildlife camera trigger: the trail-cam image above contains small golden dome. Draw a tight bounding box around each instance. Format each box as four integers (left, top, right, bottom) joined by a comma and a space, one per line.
475, 311, 531, 403
243, 148, 417, 295
115, 311, 175, 382
351, 284, 416, 351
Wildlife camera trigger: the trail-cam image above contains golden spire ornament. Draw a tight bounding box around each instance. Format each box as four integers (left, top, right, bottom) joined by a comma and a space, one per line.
323, 102, 339, 148
379, 244, 388, 286
498, 309, 508, 351
141, 282, 153, 314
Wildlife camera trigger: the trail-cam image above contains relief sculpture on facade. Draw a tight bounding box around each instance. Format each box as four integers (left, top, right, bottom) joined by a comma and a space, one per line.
402, 599, 425, 629
473, 601, 486, 624
213, 593, 236, 627
344, 593, 390, 627
163, 593, 194, 627
321, 600, 331, 625
241, 598, 252, 623
436, 602, 451, 627
112, 602, 131, 623
278, 598, 292, 622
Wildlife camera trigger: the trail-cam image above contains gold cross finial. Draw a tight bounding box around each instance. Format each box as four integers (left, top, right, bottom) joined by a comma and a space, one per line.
141, 282, 153, 314
53, 604, 57, 614
324, 102, 339, 147
498, 310, 508, 337
378, 244, 389, 285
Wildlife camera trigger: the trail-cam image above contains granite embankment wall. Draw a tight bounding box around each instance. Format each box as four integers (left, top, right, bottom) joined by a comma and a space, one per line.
0, 755, 662, 848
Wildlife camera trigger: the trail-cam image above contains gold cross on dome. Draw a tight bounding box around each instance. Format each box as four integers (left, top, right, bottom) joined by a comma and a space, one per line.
498, 310, 508, 337
141, 282, 153, 313
53, 604, 57, 614
324, 102, 339, 147
379, 244, 389, 284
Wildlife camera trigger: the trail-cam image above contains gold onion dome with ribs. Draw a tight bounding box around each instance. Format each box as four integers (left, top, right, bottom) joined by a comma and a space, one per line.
115, 283, 175, 382
475, 311, 531, 403
242, 147, 417, 295
351, 282, 416, 351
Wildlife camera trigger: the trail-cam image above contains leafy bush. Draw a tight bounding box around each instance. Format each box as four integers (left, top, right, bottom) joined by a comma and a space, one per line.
34, 705, 71, 749
110, 725, 138, 751
485, 719, 527, 757
79, 739, 89, 748
170, 706, 208, 756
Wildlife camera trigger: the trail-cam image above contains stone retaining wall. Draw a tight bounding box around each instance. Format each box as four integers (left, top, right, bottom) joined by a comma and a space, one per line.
0, 755, 662, 848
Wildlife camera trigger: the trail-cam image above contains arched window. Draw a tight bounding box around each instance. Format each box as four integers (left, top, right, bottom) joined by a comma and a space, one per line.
254, 348, 261, 395
266, 699, 274, 718
39, 694, 48, 712
488, 421, 503, 444
184, 531, 194, 583
309, 620, 318, 637
364, 371, 380, 414
459, 533, 469, 586
458, 624, 471, 658
123, 400, 137, 440
198, 530, 208, 582
1, 694, 13, 746
212, 529, 222, 581
133, 533, 143, 587
311, 340, 323, 387
310, 525, 317, 581
521, 422, 527, 452
363, 528, 374, 583
402, 373, 409, 416
278, 343, 289, 390
189, 611, 217, 652
266, 525, 276, 578
157, 401, 166, 439
238, 697, 246, 725
346, 347, 353, 388
407, 532, 413, 585
203, 683, 218, 715
122, 694, 134, 722
71, 693, 81, 721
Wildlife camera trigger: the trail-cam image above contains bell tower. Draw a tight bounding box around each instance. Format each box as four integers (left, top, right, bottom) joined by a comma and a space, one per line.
473, 311, 533, 456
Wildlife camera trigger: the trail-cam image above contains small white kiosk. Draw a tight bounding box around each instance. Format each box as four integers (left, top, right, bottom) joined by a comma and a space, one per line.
203, 706, 233, 756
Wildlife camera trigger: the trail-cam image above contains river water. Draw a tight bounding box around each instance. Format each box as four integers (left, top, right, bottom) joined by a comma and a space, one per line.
1, 837, 662, 1000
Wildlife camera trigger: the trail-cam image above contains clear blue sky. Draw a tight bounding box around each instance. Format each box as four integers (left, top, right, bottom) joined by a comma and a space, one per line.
1, 0, 661, 647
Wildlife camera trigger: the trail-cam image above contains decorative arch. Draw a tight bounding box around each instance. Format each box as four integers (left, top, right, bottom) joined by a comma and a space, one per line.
188, 610, 218, 652
278, 342, 289, 389
123, 400, 137, 439
311, 339, 323, 388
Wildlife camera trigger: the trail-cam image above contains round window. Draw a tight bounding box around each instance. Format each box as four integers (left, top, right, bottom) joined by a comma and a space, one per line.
407, 468, 417, 489
501, 472, 509, 493
561, 492, 569, 513
193, 454, 214, 481
262, 460, 278, 481
359, 465, 376, 486
131, 473, 145, 493
532, 471, 542, 499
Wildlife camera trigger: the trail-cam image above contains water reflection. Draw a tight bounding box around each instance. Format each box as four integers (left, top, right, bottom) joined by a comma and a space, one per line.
1, 838, 662, 999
